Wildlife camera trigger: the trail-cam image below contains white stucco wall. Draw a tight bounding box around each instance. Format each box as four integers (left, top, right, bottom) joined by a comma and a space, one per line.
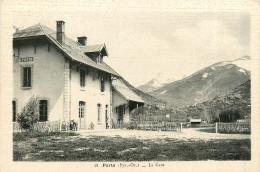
13, 40, 65, 122
70, 64, 112, 130
13, 38, 113, 130
112, 90, 130, 124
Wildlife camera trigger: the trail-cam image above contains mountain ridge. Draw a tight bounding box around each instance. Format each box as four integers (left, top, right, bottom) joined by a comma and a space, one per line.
140, 56, 250, 106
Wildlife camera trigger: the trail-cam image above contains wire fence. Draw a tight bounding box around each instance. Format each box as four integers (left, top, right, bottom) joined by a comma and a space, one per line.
112, 121, 182, 132
216, 122, 250, 134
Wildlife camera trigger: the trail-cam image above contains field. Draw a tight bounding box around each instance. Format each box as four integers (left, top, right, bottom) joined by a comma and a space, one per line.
13, 129, 250, 161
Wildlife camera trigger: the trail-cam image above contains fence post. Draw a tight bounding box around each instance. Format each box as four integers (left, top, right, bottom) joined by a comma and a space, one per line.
180, 123, 183, 132
215, 122, 218, 133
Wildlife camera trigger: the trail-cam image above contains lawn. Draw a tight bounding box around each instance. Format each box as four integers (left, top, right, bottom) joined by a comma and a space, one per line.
13, 131, 250, 161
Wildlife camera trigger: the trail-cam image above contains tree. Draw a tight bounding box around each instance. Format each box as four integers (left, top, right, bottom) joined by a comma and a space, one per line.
16, 96, 39, 131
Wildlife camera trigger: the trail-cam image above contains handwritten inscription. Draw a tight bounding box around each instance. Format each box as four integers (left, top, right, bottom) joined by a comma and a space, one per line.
20, 57, 33, 62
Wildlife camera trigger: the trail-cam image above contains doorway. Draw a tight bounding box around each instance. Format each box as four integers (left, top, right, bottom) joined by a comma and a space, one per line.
79, 101, 86, 129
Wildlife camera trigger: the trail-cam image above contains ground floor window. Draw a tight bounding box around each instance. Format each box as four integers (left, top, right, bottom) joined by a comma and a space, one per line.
97, 104, 101, 122
39, 100, 48, 121
79, 101, 86, 118
12, 101, 16, 122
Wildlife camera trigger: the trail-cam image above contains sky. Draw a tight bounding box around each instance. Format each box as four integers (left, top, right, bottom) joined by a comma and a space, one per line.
11, 1, 250, 87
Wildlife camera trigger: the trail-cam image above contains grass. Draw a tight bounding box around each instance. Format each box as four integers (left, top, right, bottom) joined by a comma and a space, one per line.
13, 132, 250, 161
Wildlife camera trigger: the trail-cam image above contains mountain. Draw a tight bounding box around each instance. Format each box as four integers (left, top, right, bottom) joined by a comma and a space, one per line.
146, 56, 250, 106
172, 80, 251, 122
118, 77, 165, 106
138, 73, 176, 92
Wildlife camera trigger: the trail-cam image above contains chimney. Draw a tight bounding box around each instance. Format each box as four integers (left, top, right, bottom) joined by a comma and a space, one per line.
77, 36, 87, 46
56, 21, 65, 44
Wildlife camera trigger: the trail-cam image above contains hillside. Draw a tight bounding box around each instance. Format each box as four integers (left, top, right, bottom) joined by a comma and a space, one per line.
145, 56, 250, 106
118, 77, 165, 106
172, 80, 251, 122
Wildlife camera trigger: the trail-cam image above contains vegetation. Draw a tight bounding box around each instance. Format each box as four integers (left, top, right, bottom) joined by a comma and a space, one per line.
16, 96, 39, 131
13, 132, 250, 161
131, 80, 251, 124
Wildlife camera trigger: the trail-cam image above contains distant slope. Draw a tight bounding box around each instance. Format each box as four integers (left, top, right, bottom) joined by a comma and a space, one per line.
173, 80, 251, 122
119, 77, 165, 106
147, 56, 250, 106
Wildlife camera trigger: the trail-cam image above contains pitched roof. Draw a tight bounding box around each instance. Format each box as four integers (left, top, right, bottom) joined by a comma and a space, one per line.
112, 79, 144, 103
13, 23, 119, 76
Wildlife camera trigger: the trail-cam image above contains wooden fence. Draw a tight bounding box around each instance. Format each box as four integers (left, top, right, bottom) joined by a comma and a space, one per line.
113, 121, 182, 132
13, 121, 60, 132
216, 122, 251, 134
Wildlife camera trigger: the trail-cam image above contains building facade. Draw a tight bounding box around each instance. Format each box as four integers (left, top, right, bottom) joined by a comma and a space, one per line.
13, 21, 121, 130
111, 79, 144, 128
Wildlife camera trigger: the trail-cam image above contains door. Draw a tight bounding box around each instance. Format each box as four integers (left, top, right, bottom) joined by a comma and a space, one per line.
118, 105, 124, 127
105, 105, 108, 129
79, 101, 86, 129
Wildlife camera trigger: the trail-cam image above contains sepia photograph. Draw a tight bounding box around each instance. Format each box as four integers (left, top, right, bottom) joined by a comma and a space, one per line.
1, 0, 260, 171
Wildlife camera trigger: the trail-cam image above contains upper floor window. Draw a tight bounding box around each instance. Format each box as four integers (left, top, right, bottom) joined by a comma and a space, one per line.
100, 77, 105, 92
34, 44, 37, 54
80, 69, 86, 87
97, 56, 103, 63
23, 67, 31, 87
39, 100, 48, 122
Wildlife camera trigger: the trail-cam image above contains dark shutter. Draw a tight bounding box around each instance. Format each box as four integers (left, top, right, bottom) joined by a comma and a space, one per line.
80, 69, 85, 87
23, 67, 31, 87
39, 100, 48, 121
12, 101, 16, 122
101, 77, 105, 92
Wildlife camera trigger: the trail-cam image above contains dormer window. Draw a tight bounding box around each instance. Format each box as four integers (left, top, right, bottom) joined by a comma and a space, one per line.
97, 56, 103, 64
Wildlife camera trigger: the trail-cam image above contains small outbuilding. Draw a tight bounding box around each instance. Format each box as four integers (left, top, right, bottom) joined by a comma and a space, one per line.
190, 119, 202, 126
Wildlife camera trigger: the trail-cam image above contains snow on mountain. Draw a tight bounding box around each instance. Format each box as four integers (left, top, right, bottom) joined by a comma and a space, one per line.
159, 90, 167, 95
212, 56, 250, 71
138, 73, 175, 92
231, 56, 250, 71
238, 68, 247, 75
146, 56, 251, 106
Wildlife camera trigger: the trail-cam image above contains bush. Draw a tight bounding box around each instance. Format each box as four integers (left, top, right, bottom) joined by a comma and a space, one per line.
16, 96, 39, 131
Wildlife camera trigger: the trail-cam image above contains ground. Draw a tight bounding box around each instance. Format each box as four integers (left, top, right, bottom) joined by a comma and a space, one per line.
13, 128, 250, 161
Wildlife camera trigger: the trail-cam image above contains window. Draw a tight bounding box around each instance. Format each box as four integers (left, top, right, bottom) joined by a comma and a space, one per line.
100, 77, 105, 92
39, 100, 48, 121
34, 44, 37, 54
123, 104, 125, 114
80, 69, 85, 87
79, 101, 86, 118
18, 44, 20, 55
12, 101, 16, 122
97, 56, 103, 63
97, 104, 101, 122
23, 67, 31, 87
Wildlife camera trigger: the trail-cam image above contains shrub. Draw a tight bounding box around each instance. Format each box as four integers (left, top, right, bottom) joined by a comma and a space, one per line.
16, 96, 39, 131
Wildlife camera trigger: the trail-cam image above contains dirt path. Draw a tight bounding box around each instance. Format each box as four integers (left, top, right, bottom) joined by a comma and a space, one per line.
77, 128, 250, 141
